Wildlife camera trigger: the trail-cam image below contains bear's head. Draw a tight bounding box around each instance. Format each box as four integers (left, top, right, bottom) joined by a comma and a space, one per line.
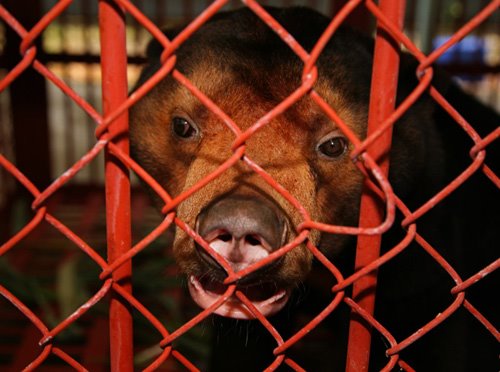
130, 7, 429, 318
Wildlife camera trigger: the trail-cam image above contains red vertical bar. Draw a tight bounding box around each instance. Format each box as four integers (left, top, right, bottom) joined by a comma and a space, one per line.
345, 1, 405, 372
99, 1, 133, 371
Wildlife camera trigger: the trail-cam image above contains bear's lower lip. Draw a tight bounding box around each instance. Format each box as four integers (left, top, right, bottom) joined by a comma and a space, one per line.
188, 275, 290, 319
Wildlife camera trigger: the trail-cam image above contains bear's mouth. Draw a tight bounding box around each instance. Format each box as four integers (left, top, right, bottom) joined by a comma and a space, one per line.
188, 275, 290, 319
188, 195, 292, 319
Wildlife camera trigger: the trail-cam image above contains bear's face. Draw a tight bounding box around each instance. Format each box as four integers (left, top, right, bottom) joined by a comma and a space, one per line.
130, 8, 397, 319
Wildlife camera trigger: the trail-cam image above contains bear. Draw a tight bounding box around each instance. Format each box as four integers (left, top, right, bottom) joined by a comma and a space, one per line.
129, 6, 499, 372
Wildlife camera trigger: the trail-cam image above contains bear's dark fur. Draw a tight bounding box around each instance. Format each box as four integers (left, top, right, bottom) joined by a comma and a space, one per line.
130, 7, 499, 371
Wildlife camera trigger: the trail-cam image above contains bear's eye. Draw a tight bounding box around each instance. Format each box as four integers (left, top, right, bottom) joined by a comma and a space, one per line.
172, 116, 199, 139
317, 135, 348, 159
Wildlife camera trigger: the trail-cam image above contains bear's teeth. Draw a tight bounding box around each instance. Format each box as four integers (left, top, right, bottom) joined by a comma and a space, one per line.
190, 275, 203, 292
267, 289, 287, 303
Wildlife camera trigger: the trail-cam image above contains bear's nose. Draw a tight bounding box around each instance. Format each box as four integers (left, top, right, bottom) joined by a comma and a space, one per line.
196, 195, 287, 272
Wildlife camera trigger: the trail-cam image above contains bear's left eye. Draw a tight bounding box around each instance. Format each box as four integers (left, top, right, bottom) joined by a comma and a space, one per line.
317, 135, 348, 159
172, 116, 199, 140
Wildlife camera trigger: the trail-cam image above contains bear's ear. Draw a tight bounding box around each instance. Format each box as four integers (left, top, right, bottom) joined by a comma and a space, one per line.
131, 25, 186, 92
145, 24, 186, 61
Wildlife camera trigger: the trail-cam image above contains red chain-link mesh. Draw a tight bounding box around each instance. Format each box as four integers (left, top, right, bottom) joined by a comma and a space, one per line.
1, 0, 499, 371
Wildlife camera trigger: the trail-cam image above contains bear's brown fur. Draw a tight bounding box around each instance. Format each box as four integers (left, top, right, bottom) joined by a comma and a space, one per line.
130, 7, 499, 371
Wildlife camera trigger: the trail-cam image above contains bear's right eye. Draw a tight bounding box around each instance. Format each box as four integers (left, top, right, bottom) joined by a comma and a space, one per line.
172, 117, 199, 140
316, 134, 348, 159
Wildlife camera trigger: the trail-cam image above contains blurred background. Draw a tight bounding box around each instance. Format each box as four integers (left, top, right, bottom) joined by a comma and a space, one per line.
0, 0, 498, 370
